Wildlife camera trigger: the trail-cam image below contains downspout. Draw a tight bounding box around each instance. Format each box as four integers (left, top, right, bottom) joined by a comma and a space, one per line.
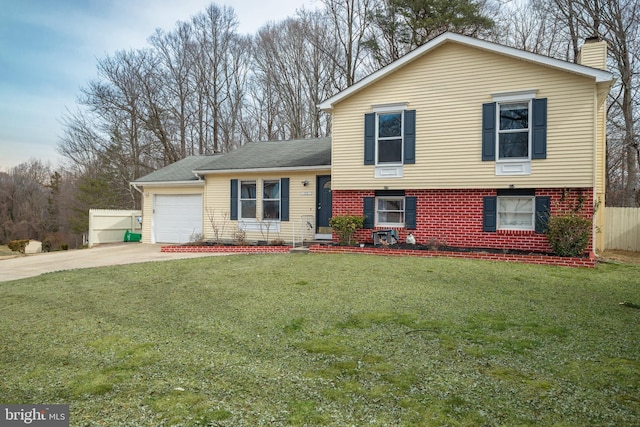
131, 183, 144, 195
592, 90, 599, 258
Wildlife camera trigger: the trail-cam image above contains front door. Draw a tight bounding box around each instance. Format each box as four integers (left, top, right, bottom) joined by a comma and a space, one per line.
316, 175, 332, 237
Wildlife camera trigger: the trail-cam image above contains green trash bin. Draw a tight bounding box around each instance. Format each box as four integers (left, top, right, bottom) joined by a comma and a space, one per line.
124, 230, 142, 242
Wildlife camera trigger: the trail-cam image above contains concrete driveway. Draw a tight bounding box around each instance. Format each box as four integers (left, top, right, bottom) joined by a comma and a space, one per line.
0, 243, 228, 282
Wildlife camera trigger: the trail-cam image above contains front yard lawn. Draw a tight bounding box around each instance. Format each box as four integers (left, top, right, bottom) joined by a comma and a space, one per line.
1, 254, 638, 426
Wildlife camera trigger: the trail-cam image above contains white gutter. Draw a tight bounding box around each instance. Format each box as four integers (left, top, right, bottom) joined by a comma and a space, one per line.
592, 89, 599, 257
129, 180, 205, 187
194, 165, 331, 175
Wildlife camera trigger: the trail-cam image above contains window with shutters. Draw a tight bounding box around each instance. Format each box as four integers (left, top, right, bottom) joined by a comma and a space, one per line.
364, 105, 415, 178
364, 192, 416, 229
483, 191, 550, 234
498, 196, 534, 230
231, 178, 289, 224
483, 91, 546, 176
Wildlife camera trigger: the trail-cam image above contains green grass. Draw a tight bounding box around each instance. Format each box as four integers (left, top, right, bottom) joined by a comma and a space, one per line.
1, 254, 639, 426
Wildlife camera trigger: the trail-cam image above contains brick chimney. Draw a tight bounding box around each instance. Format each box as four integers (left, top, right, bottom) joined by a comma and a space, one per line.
577, 37, 607, 70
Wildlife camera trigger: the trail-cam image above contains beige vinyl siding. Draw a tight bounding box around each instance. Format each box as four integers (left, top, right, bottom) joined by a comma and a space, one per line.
139, 186, 204, 244
332, 42, 598, 190
204, 170, 329, 243
577, 41, 607, 70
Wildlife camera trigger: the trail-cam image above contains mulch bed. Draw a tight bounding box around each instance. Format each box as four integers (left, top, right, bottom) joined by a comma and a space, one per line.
163, 241, 595, 267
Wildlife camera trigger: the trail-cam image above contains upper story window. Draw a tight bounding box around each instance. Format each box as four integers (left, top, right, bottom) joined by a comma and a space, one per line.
377, 113, 403, 164
482, 91, 546, 176
262, 180, 280, 220
240, 180, 256, 219
364, 107, 415, 172
498, 101, 530, 160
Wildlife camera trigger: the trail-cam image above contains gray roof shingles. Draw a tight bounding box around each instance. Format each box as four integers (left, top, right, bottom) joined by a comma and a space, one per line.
133, 138, 331, 183
195, 138, 331, 172
133, 155, 219, 183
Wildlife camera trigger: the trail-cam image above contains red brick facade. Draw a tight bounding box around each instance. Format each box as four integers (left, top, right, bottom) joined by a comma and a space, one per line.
332, 188, 594, 254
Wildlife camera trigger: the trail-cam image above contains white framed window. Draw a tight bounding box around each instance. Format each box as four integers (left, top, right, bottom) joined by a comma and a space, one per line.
497, 101, 531, 160
376, 112, 403, 165
498, 196, 534, 230
240, 180, 256, 219
376, 197, 405, 227
262, 179, 281, 220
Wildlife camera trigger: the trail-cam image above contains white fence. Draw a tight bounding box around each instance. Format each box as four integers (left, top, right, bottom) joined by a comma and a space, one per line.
88, 209, 142, 248
605, 207, 640, 251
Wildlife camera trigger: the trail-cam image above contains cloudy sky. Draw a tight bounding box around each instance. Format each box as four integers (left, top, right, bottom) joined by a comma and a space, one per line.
0, 0, 314, 171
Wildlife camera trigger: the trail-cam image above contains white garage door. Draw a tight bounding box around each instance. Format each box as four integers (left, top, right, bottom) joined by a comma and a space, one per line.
154, 194, 202, 243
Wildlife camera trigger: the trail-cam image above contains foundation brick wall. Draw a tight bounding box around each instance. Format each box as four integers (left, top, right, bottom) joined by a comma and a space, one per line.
332, 188, 594, 254
161, 245, 291, 254
308, 245, 595, 268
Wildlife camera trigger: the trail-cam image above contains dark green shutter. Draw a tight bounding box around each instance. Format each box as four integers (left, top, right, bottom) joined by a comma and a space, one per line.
403, 110, 416, 164
483, 196, 497, 232
532, 98, 547, 159
405, 196, 417, 229
363, 197, 375, 229
230, 179, 238, 220
482, 102, 496, 161
364, 113, 375, 165
535, 196, 550, 233
280, 178, 289, 221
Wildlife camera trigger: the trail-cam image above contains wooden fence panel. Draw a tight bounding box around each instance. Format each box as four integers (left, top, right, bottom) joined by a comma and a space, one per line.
604, 207, 640, 251
88, 209, 142, 248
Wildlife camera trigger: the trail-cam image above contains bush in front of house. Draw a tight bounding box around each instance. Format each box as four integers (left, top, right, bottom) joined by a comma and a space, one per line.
545, 213, 591, 257
8, 239, 29, 253
329, 215, 364, 245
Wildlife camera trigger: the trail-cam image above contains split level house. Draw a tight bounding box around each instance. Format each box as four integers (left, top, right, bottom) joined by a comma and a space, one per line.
132, 32, 613, 255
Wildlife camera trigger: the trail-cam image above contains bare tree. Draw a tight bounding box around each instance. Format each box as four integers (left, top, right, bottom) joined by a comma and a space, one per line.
0, 160, 50, 243
494, 1, 639, 206
321, 0, 374, 87
530, 0, 639, 206
150, 22, 196, 158
191, 4, 242, 154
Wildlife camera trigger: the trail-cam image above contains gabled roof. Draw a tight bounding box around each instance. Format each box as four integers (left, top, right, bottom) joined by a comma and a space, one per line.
194, 138, 331, 173
318, 32, 614, 111
132, 155, 218, 185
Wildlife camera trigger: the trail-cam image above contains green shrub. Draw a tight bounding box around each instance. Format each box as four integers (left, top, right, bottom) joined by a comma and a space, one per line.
7, 240, 29, 253
329, 215, 364, 245
43, 233, 68, 252
545, 214, 591, 257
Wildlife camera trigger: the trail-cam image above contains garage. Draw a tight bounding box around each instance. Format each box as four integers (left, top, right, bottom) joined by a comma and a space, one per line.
153, 194, 202, 243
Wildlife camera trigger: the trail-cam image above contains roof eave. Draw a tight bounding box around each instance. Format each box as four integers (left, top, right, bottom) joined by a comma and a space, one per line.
195, 165, 331, 175
129, 180, 205, 187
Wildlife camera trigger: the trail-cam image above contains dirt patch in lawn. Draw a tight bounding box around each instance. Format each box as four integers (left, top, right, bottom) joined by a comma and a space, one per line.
600, 250, 640, 264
